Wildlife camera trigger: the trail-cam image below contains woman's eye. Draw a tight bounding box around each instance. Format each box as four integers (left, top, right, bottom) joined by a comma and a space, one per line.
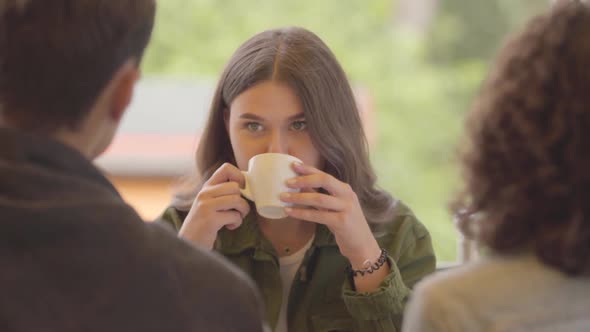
291, 120, 307, 131
245, 122, 263, 132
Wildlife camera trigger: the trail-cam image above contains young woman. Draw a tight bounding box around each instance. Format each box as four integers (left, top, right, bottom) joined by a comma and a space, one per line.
159, 27, 435, 332
403, 2, 590, 331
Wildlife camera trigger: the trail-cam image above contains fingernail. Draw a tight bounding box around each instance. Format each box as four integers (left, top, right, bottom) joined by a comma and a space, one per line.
293, 161, 303, 168
287, 179, 297, 185
280, 193, 291, 199
285, 207, 293, 213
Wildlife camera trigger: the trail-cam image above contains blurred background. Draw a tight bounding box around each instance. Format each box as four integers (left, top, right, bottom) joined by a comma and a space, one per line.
95, 0, 548, 262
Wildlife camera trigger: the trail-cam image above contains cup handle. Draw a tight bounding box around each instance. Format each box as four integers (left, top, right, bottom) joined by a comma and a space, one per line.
240, 171, 253, 201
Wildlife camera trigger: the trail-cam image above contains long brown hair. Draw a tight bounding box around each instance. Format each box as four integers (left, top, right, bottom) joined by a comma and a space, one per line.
454, 1, 590, 275
174, 27, 395, 225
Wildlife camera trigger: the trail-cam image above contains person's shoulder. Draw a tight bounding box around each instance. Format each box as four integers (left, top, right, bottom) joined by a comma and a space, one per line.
403, 260, 478, 332
142, 221, 252, 285
140, 222, 267, 331
407, 259, 489, 320
149, 207, 254, 292
413, 254, 525, 302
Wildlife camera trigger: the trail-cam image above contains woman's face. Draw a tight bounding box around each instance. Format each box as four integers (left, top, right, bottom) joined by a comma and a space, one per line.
226, 80, 322, 171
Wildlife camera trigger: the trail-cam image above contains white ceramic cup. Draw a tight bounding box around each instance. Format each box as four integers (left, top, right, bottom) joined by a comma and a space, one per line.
240, 153, 302, 219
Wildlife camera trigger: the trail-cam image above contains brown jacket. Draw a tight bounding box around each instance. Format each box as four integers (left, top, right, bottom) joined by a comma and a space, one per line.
0, 128, 267, 332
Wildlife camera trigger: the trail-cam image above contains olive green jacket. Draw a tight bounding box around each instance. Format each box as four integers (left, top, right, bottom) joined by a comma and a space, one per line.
159, 201, 435, 332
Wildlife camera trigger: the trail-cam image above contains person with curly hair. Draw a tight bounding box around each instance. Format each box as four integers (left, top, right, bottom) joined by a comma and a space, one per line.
402, 1, 590, 331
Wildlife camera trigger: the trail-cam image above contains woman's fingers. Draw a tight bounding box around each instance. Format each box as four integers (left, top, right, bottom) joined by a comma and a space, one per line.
289, 162, 350, 197
207, 162, 246, 187
203, 194, 251, 220
220, 210, 245, 231
280, 191, 345, 211
180, 163, 250, 249
199, 181, 242, 200
284, 206, 342, 228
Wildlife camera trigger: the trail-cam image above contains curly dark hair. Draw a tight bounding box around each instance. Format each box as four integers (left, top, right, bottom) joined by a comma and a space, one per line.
454, 1, 590, 275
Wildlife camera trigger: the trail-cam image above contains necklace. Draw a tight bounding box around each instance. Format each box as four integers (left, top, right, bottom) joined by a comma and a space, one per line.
262, 223, 316, 257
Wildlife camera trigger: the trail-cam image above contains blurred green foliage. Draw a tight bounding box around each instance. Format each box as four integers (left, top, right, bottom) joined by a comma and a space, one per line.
142, 0, 546, 261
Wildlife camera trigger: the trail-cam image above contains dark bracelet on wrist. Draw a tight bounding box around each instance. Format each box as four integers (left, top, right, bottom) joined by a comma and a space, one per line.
346, 248, 389, 278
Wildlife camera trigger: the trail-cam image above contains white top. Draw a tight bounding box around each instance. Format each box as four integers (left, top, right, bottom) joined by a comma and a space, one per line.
403, 253, 590, 332
274, 235, 315, 332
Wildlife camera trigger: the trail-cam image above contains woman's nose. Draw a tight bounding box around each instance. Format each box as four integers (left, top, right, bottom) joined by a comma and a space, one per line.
266, 131, 288, 154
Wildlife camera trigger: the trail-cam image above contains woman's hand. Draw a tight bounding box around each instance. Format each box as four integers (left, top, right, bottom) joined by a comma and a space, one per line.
179, 163, 251, 250
280, 162, 381, 269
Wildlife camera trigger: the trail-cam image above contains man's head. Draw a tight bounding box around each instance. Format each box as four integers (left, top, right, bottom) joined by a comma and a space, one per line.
0, 0, 156, 157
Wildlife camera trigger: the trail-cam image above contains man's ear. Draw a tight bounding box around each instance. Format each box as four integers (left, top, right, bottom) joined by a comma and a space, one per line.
109, 59, 140, 122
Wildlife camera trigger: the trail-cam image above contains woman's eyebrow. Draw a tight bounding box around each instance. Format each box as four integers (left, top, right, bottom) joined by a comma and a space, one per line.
287, 112, 305, 120
238, 113, 264, 120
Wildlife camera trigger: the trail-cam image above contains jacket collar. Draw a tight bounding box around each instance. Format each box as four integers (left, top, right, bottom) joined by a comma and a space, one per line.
0, 127, 120, 197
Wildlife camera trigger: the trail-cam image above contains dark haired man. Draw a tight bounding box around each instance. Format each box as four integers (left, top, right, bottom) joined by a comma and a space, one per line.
0, 1, 267, 331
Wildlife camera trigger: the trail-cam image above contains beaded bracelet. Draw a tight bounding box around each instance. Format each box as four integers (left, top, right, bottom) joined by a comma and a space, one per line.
346, 248, 389, 278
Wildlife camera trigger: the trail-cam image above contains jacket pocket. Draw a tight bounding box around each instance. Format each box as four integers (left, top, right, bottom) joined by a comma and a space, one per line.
311, 315, 355, 332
